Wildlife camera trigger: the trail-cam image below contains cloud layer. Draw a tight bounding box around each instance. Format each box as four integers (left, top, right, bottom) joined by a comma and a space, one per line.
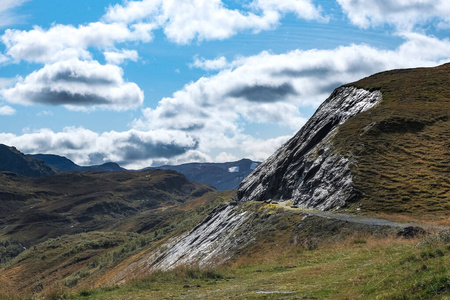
104, 0, 326, 44
1, 59, 144, 111
1, 1, 450, 168
0, 127, 200, 169
337, 0, 450, 30
2, 22, 153, 64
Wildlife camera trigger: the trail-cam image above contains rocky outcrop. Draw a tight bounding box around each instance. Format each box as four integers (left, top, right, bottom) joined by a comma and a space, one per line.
149, 204, 249, 270
236, 87, 382, 210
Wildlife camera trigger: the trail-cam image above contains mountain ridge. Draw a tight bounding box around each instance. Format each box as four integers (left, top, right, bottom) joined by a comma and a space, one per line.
0, 144, 58, 177
29, 154, 126, 172
148, 158, 260, 190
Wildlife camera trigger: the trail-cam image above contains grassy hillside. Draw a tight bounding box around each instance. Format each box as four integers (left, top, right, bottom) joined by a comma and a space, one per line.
0, 191, 234, 296
0, 170, 214, 247
1, 64, 448, 299
335, 63, 450, 216
46, 234, 450, 300
3, 202, 449, 299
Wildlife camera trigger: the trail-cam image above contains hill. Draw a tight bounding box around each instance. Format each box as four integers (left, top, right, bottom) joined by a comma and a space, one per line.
150, 159, 260, 190
238, 63, 449, 216
0, 64, 449, 299
31, 154, 257, 190
30, 154, 126, 172
0, 145, 58, 177
0, 169, 214, 247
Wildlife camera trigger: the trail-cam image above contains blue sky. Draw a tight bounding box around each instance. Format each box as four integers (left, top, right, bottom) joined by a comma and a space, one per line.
0, 0, 449, 169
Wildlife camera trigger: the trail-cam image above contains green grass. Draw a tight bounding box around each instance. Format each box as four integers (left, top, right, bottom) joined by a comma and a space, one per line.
0, 192, 233, 295
20, 232, 450, 300
335, 63, 450, 215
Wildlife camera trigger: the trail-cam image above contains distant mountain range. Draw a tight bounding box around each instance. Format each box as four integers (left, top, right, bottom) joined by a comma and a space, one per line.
147, 159, 260, 191
0, 144, 58, 177
30, 154, 126, 172
0, 144, 259, 190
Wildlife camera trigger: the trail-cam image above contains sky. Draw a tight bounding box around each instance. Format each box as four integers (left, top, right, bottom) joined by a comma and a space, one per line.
0, 0, 449, 169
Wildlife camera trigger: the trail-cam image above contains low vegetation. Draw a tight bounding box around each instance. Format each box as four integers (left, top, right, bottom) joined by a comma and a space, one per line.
335, 63, 450, 215
0, 191, 233, 297
4, 230, 450, 299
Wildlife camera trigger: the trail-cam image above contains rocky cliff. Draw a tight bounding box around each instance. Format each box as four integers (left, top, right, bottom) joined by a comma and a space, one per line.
237, 87, 381, 210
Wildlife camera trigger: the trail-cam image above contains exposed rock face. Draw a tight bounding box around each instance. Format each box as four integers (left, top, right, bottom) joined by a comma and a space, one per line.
237, 87, 382, 210
149, 204, 249, 270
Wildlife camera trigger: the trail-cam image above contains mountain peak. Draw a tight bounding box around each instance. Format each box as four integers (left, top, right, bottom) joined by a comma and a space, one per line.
0, 144, 58, 177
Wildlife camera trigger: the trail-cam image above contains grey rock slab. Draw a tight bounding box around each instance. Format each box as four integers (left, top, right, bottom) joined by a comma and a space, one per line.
237, 87, 382, 210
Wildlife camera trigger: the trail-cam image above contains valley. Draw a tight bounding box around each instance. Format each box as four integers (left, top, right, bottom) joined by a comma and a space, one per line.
0, 63, 449, 299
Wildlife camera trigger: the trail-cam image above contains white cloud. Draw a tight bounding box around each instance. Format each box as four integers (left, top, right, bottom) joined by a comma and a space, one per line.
104, 49, 139, 65
0, 127, 199, 169
133, 33, 450, 163
252, 0, 326, 20
0, 105, 15, 115
2, 34, 449, 167
0, 77, 16, 89
190, 56, 229, 71
337, 0, 450, 30
1, 59, 144, 111
0, 53, 9, 64
2, 22, 154, 64
104, 0, 326, 44
0, 0, 29, 28
215, 152, 238, 163
242, 135, 291, 161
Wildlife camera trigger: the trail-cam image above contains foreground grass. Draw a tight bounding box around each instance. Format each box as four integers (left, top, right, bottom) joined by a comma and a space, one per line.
18, 233, 450, 300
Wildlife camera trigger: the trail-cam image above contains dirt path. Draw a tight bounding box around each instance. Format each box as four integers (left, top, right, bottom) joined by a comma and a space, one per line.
274, 201, 446, 231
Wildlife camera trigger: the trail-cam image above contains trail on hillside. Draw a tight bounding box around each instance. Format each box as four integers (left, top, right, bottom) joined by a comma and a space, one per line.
275, 201, 447, 231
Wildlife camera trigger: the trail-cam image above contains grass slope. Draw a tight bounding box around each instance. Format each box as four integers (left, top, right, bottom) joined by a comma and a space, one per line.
335, 63, 450, 215
0, 170, 214, 246
0, 191, 234, 296
6, 203, 450, 300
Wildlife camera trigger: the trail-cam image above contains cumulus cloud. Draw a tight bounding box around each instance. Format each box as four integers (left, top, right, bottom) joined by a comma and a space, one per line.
104, 0, 326, 44
215, 152, 238, 163
2, 34, 449, 167
0, 0, 325, 113
104, 49, 139, 65
0, 127, 199, 169
1, 59, 144, 111
242, 135, 292, 161
2, 22, 154, 64
190, 56, 229, 71
228, 83, 298, 102
132, 33, 450, 163
252, 0, 326, 20
337, 0, 450, 30
0, 105, 15, 115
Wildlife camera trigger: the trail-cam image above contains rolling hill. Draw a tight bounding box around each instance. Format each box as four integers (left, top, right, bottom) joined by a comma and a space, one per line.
0, 63, 449, 299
